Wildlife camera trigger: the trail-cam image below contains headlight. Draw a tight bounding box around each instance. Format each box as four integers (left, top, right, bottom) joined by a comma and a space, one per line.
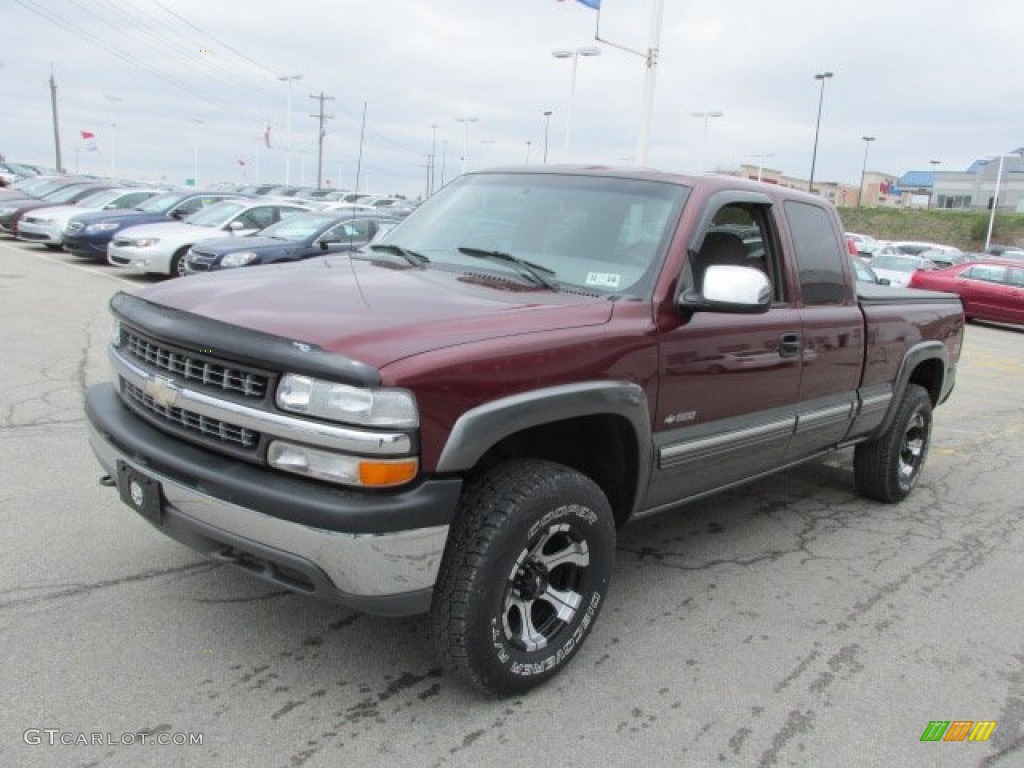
33, 217, 55, 224
268, 440, 418, 487
220, 251, 258, 268
86, 221, 120, 232
128, 238, 160, 247
276, 374, 417, 428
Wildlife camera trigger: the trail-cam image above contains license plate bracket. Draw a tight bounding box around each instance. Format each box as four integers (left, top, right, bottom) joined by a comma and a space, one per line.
116, 460, 164, 525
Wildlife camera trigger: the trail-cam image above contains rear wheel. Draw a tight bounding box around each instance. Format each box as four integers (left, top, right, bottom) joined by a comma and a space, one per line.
430, 459, 615, 695
854, 383, 933, 503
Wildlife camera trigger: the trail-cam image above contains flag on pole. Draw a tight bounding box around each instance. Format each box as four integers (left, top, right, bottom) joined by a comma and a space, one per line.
264, 125, 272, 149
80, 130, 98, 152
558, 0, 600, 8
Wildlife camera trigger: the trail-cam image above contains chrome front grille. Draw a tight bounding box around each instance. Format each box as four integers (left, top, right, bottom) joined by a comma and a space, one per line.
123, 329, 270, 399
123, 381, 261, 451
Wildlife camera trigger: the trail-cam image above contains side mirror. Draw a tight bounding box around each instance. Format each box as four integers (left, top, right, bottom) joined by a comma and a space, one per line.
227, 220, 246, 232
318, 238, 339, 251
678, 265, 772, 314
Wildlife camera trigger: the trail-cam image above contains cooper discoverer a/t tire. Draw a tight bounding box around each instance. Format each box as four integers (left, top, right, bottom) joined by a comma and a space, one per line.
854, 383, 933, 503
430, 459, 615, 695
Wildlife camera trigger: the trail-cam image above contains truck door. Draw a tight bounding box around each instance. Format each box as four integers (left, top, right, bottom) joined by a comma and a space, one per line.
781, 200, 864, 459
647, 195, 803, 508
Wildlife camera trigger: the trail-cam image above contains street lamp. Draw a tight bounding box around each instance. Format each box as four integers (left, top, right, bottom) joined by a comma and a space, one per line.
752, 153, 774, 182
542, 110, 553, 164
691, 110, 723, 173
929, 159, 941, 209
551, 46, 601, 162
189, 118, 203, 188
455, 117, 477, 175
808, 71, 834, 193
103, 94, 122, 175
984, 154, 1008, 252
278, 73, 303, 185
859, 136, 875, 208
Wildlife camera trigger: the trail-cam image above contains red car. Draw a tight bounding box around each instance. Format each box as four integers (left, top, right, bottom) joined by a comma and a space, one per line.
909, 259, 1024, 325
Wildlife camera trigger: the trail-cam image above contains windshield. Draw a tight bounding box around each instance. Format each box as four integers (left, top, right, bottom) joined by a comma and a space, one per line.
375, 172, 688, 297
183, 200, 247, 227
870, 254, 921, 272
76, 189, 124, 208
257, 212, 334, 241
42, 184, 97, 203
136, 191, 189, 213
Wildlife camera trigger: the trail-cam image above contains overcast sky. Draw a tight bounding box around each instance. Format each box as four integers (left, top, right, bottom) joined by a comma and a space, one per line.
3, 0, 1020, 197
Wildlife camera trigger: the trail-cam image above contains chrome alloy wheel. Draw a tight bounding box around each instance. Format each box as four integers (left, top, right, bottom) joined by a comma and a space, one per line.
898, 411, 928, 488
501, 522, 589, 652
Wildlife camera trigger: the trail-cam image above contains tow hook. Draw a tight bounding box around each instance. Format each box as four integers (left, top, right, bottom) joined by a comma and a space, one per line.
99, 474, 116, 487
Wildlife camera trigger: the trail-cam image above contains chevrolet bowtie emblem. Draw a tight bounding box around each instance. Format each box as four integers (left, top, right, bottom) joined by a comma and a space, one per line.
144, 375, 180, 408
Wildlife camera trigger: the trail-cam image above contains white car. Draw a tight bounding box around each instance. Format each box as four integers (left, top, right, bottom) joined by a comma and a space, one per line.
107, 199, 310, 276
867, 253, 938, 288
15, 187, 163, 249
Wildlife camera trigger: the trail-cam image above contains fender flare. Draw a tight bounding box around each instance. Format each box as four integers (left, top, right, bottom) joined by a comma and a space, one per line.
436, 381, 653, 506
871, 340, 949, 439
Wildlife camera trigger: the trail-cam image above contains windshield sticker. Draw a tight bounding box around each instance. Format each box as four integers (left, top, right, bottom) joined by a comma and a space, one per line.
585, 272, 621, 288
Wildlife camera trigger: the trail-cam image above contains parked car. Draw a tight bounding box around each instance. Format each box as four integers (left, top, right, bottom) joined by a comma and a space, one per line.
909, 259, 1024, 325
108, 199, 310, 276
983, 249, 1024, 262
0, 182, 113, 234
875, 240, 952, 257
15, 187, 163, 250
184, 211, 398, 273
62, 190, 247, 261
867, 253, 939, 287
916, 247, 966, 268
845, 232, 881, 256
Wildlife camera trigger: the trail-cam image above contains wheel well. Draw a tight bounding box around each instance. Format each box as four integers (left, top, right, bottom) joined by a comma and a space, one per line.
907, 357, 944, 405
476, 414, 638, 527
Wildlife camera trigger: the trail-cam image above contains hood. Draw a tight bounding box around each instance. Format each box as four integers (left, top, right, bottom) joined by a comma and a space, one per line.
138, 256, 614, 369
190, 235, 295, 256
70, 209, 171, 227
21, 203, 91, 222
118, 219, 221, 240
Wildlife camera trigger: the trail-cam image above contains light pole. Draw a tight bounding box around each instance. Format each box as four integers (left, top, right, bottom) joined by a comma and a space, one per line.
859, 136, 875, 208
525, 141, 532, 164
103, 94, 121, 175
690, 110, 723, 173
189, 118, 203, 188
542, 110, 553, 164
278, 73, 303, 185
752, 153, 774, 182
808, 71, 834, 193
984, 154, 1008, 252
551, 46, 601, 162
456, 117, 477, 175
929, 159, 941, 209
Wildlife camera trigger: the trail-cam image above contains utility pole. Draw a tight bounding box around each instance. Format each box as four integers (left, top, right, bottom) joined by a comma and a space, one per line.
49, 68, 63, 172
309, 91, 334, 190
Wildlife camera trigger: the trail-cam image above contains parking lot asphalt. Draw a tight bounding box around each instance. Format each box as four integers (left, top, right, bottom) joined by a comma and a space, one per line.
1, 237, 1022, 768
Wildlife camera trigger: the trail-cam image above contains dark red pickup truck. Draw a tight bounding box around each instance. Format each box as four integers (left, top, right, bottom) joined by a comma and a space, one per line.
86, 167, 963, 694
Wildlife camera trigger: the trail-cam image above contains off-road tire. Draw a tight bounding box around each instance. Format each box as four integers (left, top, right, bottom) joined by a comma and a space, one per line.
854, 383, 933, 503
430, 459, 615, 696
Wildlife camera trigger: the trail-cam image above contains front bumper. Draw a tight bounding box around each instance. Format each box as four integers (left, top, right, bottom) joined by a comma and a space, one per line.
86, 383, 462, 616
16, 219, 62, 244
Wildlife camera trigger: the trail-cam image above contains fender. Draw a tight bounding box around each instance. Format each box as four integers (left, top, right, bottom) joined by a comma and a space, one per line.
870, 340, 950, 440
435, 381, 653, 508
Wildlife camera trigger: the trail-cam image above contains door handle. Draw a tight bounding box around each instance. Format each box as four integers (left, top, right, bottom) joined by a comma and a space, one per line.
779, 332, 801, 357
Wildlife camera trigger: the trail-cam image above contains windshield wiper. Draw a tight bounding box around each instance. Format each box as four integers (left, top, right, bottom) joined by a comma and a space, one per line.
458, 247, 558, 290
369, 243, 430, 266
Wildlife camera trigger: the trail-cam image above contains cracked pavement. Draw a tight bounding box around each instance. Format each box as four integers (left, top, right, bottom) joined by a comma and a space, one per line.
1, 240, 1021, 767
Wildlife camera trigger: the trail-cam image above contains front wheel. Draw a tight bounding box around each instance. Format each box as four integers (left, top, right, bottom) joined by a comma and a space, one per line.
430, 459, 615, 695
854, 383, 933, 503
169, 247, 191, 277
